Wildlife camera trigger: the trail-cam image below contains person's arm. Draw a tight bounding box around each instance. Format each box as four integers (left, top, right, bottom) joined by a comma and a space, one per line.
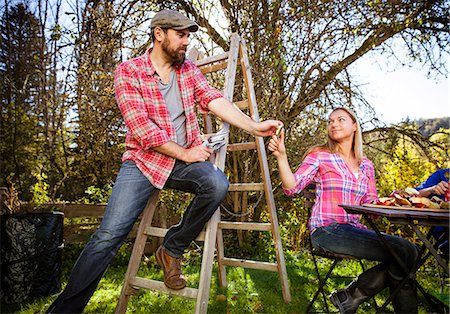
361, 159, 379, 204
189, 62, 281, 136
268, 131, 296, 189
417, 181, 449, 197
207, 97, 282, 137
152, 141, 212, 163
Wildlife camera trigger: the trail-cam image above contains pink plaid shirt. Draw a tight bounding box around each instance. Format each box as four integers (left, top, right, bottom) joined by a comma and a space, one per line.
114, 49, 223, 188
283, 151, 378, 232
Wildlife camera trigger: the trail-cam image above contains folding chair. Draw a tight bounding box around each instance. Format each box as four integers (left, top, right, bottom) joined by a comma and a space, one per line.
302, 185, 372, 313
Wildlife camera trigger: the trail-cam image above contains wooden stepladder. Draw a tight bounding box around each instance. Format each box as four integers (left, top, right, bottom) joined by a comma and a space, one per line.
115, 33, 290, 314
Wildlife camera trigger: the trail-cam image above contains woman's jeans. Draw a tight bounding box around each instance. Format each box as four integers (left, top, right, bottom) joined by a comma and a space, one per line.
311, 223, 419, 280
47, 160, 229, 313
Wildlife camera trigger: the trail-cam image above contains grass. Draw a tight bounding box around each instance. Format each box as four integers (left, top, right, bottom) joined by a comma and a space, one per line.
1, 242, 448, 314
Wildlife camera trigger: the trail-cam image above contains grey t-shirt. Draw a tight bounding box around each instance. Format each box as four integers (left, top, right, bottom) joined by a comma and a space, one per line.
158, 70, 187, 147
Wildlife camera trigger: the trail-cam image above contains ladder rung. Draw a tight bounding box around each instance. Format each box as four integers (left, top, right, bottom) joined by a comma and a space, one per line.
218, 221, 271, 231
200, 61, 228, 74
130, 277, 198, 299
234, 99, 249, 110
221, 258, 278, 272
227, 142, 256, 152
145, 227, 206, 241
228, 183, 264, 192
195, 52, 229, 67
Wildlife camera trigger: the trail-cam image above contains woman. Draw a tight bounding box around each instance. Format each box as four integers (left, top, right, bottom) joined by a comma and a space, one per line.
269, 107, 418, 313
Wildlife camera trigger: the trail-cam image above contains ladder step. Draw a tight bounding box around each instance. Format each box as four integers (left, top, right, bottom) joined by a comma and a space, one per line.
145, 227, 206, 241
195, 52, 229, 67
234, 99, 249, 110
227, 142, 256, 152
130, 277, 198, 299
221, 258, 278, 272
200, 61, 228, 74
218, 221, 271, 231
228, 183, 264, 192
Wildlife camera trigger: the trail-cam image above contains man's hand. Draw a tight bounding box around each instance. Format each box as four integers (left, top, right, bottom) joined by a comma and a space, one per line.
184, 145, 213, 163
208, 98, 282, 137
253, 120, 283, 137
153, 141, 212, 163
433, 181, 449, 195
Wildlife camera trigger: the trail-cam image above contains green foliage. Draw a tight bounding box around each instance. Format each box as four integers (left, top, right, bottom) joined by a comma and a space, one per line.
0, 3, 44, 200
30, 171, 51, 204
78, 185, 112, 204
376, 140, 436, 197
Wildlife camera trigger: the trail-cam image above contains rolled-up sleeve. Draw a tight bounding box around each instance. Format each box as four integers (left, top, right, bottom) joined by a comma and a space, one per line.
191, 64, 223, 113
115, 63, 170, 150
283, 154, 319, 196
361, 159, 378, 204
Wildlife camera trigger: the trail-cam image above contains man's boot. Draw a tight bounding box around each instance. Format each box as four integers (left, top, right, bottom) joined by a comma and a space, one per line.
155, 245, 186, 290
330, 264, 388, 314
388, 277, 418, 314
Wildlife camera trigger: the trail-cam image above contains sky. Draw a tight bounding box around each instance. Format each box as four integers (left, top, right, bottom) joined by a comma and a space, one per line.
352, 56, 449, 125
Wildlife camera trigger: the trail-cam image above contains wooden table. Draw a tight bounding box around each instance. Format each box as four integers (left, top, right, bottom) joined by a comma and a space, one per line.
340, 204, 449, 312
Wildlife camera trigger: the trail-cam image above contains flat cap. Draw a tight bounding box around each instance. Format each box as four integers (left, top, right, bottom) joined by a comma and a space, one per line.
151, 9, 199, 32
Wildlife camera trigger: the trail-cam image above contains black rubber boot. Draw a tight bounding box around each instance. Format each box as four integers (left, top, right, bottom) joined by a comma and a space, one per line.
389, 277, 418, 314
330, 264, 388, 314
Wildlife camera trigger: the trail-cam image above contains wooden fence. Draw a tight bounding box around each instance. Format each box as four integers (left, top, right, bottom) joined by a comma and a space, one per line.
1, 188, 175, 250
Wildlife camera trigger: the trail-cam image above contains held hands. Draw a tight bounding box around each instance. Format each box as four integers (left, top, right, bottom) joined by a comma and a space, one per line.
268, 128, 286, 158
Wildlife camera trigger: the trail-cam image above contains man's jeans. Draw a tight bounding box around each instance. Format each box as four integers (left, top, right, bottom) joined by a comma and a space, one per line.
47, 160, 228, 313
311, 223, 418, 280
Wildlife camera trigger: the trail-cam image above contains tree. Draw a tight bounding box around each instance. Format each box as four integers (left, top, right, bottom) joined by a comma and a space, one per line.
0, 3, 45, 199
69, 0, 124, 197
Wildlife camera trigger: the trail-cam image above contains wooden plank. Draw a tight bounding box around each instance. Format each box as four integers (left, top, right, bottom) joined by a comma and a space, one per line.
115, 192, 160, 313
194, 52, 229, 67
221, 258, 278, 272
195, 210, 220, 313
239, 38, 292, 302
145, 226, 206, 242
63, 204, 106, 218
19, 203, 106, 218
218, 221, 271, 231
130, 277, 198, 299
227, 142, 256, 152
228, 183, 264, 192
363, 203, 449, 213
199, 61, 228, 74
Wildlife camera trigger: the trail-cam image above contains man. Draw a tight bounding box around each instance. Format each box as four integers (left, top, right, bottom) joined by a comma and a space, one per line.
416, 168, 449, 259
46, 9, 282, 313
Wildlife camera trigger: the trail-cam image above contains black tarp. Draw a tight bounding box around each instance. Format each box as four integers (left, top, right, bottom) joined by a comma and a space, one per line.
1, 212, 64, 304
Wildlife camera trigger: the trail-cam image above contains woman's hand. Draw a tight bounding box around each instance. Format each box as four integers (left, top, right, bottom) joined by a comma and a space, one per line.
268, 129, 286, 158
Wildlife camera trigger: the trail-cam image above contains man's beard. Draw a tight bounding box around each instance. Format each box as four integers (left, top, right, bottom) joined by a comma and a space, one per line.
162, 37, 186, 65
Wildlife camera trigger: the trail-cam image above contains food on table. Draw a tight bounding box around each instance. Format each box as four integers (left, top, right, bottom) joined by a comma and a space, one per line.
375, 187, 448, 209
404, 187, 420, 196
409, 197, 440, 209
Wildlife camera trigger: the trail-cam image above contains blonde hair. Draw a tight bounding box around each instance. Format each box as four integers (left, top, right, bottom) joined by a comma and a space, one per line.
305, 107, 364, 164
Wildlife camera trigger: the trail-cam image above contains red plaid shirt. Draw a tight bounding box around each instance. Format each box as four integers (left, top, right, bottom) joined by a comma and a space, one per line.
114, 49, 222, 188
